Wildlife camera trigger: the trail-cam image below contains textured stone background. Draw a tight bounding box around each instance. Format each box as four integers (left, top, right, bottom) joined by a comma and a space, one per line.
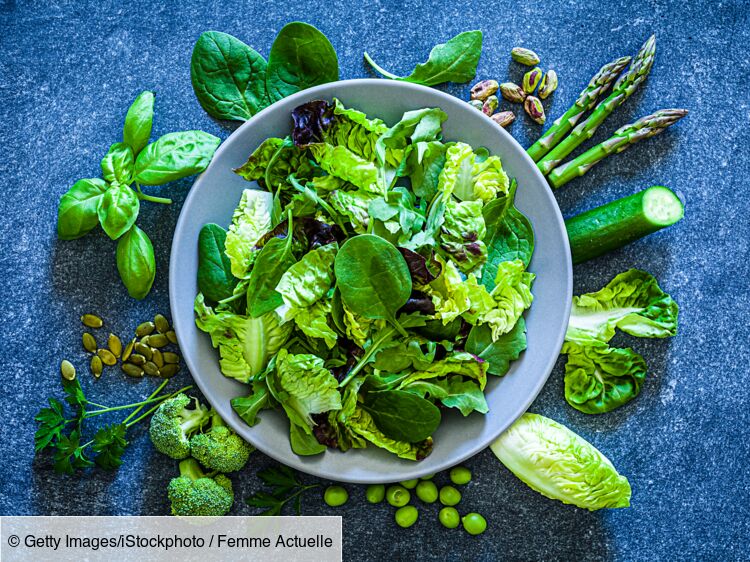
1, 0, 748, 560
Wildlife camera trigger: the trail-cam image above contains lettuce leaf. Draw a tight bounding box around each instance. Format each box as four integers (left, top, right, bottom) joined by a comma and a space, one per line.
346, 406, 432, 460
403, 140, 447, 201
234, 137, 316, 194
276, 243, 337, 308
482, 260, 534, 340
403, 376, 488, 416
287, 299, 338, 349
440, 142, 509, 204
426, 255, 493, 325
328, 189, 376, 233
224, 189, 273, 278
368, 187, 425, 243
308, 143, 380, 193
466, 317, 527, 376
397, 351, 488, 390
438, 197, 487, 274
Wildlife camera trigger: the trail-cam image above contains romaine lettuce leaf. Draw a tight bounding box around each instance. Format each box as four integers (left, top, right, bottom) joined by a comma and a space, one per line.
426, 255, 493, 325
224, 189, 273, 278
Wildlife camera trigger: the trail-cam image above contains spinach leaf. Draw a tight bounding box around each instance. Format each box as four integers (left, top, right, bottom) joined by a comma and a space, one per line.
265, 22, 339, 103
191, 31, 269, 121
403, 376, 488, 416
333, 234, 412, 334
466, 317, 527, 376
362, 389, 441, 442
289, 422, 327, 456
57, 178, 108, 240
246, 225, 296, 317
364, 30, 482, 86
116, 225, 155, 299
134, 131, 220, 186
123, 91, 154, 155
97, 183, 139, 240
481, 181, 534, 290
198, 223, 238, 302
101, 142, 134, 186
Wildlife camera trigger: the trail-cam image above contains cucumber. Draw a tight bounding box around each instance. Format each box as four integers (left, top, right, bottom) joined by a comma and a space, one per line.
565, 185, 684, 264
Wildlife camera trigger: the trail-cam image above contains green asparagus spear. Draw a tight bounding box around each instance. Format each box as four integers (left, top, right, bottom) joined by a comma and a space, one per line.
526, 56, 631, 162
537, 35, 657, 175
547, 108, 688, 189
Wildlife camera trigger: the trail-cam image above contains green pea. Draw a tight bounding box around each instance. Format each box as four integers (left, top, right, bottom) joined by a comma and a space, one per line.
439, 507, 460, 529
323, 485, 348, 507
400, 479, 418, 489
386, 485, 410, 507
366, 484, 385, 504
462, 513, 487, 535
439, 485, 461, 506
395, 505, 419, 528
419, 473, 435, 480
415, 480, 438, 504
450, 466, 472, 485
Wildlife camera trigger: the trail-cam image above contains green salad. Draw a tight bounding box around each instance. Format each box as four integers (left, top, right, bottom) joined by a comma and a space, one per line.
194, 98, 535, 460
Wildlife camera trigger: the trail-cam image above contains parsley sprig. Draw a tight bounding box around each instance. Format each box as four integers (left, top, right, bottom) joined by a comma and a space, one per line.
246, 465, 320, 515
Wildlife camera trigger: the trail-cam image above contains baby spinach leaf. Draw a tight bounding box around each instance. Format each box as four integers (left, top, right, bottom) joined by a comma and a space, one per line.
289, 422, 327, 456
101, 142, 134, 186
198, 223, 238, 302
265, 22, 339, 103
364, 30, 482, 86
123, 91, 154, 155
466, 317, 527, 376
246, 228, 296, 317
191, 31, 269, 121
362, 389, 441, 443
134, 131, 220, 186
116, 225, 155, 299
57, 178, 108, 240
97, 183, 139, 240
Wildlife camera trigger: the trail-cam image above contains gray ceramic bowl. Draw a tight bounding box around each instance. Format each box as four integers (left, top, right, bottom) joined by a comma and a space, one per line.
170, 79, 572, 483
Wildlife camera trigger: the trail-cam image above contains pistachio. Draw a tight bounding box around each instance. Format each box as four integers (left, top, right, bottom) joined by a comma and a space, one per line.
163, 352, 180, 364
90, 355, 103, 378
60, 360, 76, 381
129, 354, 146, 366
522, 67, 543, 94
143, 361, 160, 377
524, 96, 546, 124
158, 364, 180, 378
468, 100, 484, 111
152, 349, 164, 369
108, 333, 122, 358
499, 82, 526, 103
166, 330, 178, 345
482, 95, 498, 117
148, 334, 169, 348
81, 314, 103, 329
135, 321, 155, 337
122, 338, 136, 362
82, 332, 97, 353
154, 314, 170, 334
97, 348, 117, 366
135, 343, 152, 360
511, 47, 540, 66
538, 69, 558, 99
491, 111, 516, 128
122, 363, 144, 378
469, 79, 499, 102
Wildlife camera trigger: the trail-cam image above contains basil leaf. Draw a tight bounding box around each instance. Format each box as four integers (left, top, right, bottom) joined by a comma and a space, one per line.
123, 91, 154, 155
101, 142, 134, 186
362, 389, 441, 442
365, 30, 482, 86
116, 225, 155, 299
246, 234, 296, 318
191, 31, 269, 121
198, 223, 238, 302
265, 22, 339, 103
134, 131, 220, 186
466, 317, 527, 376
97, 183, 139, 240
57, 178, 107, 240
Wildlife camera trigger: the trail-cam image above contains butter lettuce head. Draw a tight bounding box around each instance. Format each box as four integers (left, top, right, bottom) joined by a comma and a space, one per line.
440, 142, 509, 204
224, 189, 273, 278
490, 413, 632, 510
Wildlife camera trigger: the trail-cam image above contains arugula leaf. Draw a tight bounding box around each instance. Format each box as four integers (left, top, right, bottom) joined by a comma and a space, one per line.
101, 142, 135, 186
97, 183, 140, 240
198, 223, 238, 302
134, 131, 220, 186
57, 178, 108, 240
466, 317, 527, 376
123, 91, 154, 155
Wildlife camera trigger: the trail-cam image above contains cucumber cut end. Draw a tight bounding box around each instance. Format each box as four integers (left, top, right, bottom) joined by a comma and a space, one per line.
642, 186, 684, 226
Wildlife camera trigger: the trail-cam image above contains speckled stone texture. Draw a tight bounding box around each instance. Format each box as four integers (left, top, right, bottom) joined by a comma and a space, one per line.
1, 0, 748, 559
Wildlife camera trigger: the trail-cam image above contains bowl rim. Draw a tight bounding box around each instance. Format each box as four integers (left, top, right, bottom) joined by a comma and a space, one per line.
170, 78, 572, 483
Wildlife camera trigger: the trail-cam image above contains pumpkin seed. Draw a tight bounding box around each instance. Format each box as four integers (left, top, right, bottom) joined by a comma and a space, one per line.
135, 321, 155, 337
135, 343, 152, 360
143, 361, 160, 376
122, 338, 136, 362
81, 314, 103, 328
122, 363, 144, 378
152, 349, 164, 368
90, 355, 103, 378
97, 348, 117, 366
158, 364, 180, 378
60, 360, 76, 381
154, 314, 170, 334
166, 330, 178, 344
148, 334, 168, 348
82, 332, 97, 353
129, 353, 146, 366
163, 352, 180, 364
108, 333, 122, 357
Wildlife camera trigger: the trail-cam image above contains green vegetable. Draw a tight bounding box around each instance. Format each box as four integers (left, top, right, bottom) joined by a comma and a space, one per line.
245, 223, 296, 318
439, 485, 461, 506
167, 458, 234, 516
562, 341, 647, 414
362, 390, 441, 443
224, 189, 273, 278
438, 198, 487, 274
134, 131, 220, 186
395, 505, 419, 528
116, 225, 156, 300
386, 485, 411, 507
415, 480, 438, 503
323, 485, 348, 507
364, 30, 483, 86
366, 484, 385, 504
57, 178, 108, 240
123, 90, 154, 155
276, 243, 337, 308
101, 142, 135, 186
490, 413, 632, 510
466, 318, 527, 377
439, 507, 460, 528
97, 183, 139, 240
190, 410, 254, 472
265, 22, 339, 103
197, 224, 238, 303
246, 465, 319, 515
449, 466, 472, 485
565, 185, 684, 264
148, 393, 210, 459
461, 513, 487, 535
400, 479, 418, 489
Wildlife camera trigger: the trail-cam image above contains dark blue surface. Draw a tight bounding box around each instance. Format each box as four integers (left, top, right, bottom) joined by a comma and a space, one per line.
1, 1, 748, 560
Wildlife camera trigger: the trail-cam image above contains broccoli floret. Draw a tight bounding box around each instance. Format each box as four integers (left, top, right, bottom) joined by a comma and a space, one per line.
149, 394, 210, 459
167, 458, 234, 516
190, 410, 254, 472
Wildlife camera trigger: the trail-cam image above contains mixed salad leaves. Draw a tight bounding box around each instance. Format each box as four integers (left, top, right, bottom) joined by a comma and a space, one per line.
194, 98, 534, 459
